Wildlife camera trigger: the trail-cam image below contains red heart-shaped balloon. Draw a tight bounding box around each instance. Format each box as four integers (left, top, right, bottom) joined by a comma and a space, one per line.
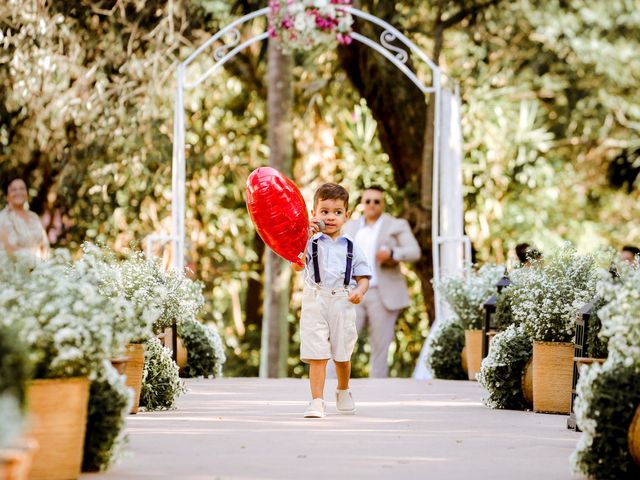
246, 167, 309, 267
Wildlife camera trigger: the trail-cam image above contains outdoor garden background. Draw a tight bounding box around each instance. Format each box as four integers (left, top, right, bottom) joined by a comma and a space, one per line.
1, 0, 638, 381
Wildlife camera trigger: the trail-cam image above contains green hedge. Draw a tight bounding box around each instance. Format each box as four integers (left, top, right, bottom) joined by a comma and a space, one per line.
178, 318, 226, 378
425, 319, 466, 380
82, 362, 131, 472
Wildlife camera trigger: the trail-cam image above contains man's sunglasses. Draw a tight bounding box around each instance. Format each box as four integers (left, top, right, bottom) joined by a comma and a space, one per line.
364, 199, 381, 205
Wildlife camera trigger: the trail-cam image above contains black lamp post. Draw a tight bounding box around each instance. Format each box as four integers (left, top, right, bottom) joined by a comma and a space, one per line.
567, 302, 594, 431
482, 276, 512, 358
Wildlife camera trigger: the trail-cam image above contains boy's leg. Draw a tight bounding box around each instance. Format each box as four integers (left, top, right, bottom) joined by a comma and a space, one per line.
335, 360, 356, 414
334, 360, 351, 390
309, 359, 328, 399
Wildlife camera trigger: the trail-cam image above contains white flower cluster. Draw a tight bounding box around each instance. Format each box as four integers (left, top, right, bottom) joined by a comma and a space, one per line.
0, 243, 207, 380
480, 324, 528, 369
0, 250, 129, 378
79, 243, 163, 344
477, 324, 533, 409
572, 361, 601, 462
596, 263, 640, 370
440, 264, 504, 329
80, 243, 205, 340
509, 244, 598, 342
571, 262, 640, 477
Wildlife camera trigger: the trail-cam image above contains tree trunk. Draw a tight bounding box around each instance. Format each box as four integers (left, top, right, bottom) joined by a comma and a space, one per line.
338, 22, 436, 324
244, 235, 265, 328
260, 40, 293, 378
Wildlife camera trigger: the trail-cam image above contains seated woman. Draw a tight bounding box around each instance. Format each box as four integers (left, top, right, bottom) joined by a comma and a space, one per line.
0, 178, 49, 260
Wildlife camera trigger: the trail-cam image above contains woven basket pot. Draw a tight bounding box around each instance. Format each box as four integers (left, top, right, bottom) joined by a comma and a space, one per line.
464, 330, 483, 381
628, 404, 640, 466
521, 357, 534, 407
123, 343, 145, 414
26, 377, 89, 480
176, 336, 188, 370
532, 341, 573, 414
160, 327, 186, 369
109, 356, 130, 375
461, 346, 468, 375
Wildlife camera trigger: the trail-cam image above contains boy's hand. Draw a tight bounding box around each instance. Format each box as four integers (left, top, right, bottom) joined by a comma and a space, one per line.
348, 287, 364, 304
308, 219, 322, 238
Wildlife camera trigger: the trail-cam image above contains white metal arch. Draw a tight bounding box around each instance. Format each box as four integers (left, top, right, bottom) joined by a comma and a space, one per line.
166, 6, 471, 375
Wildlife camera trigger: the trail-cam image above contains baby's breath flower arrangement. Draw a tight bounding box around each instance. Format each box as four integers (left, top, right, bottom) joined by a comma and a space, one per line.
0, 250, 130, 379
425, 318, 467, 380
140, 338, 186, 411
81, 243, 205, 342
178, 318, 226, 379
79, 243, 161, 345
571, 264, 640, 479
439, 264, 504, 330
82, 361, 132, 472
477, 324, 533, 410
0, 250, 32, 284
509, 244, 598, 342
597, 264, 640, 366
572, 362, 640, 479
154, 265, 205, 333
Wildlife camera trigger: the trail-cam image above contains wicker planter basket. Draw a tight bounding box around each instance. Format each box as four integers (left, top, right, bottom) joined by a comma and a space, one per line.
464, 330, 483, 381
521, 357, 534, 407
176, 337, 188, 370
26, 377, 90, 480
461, 346, 468, 375
532, 341, 574, 414
629, 404, 640, 466
123, 343, 145, 414
109, 356, 130, 375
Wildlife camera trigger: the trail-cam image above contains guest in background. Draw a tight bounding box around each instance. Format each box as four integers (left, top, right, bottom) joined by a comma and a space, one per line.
620, 245, 640, 264
0, 178, 48, 260
343, 186, 421, 378
515, 242, 541, 267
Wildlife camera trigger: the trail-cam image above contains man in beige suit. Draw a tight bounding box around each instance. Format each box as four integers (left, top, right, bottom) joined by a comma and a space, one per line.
343, 186, 421, 377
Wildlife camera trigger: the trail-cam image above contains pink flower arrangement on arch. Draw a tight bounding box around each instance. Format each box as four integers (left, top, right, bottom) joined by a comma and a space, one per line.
268, 0, 354, 52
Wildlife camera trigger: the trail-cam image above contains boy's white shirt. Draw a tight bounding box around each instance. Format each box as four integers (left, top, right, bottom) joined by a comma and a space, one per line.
304, 232, 372, 289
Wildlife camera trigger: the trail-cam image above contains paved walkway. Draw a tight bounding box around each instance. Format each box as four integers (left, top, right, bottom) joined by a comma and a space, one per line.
82, 378, 582, 480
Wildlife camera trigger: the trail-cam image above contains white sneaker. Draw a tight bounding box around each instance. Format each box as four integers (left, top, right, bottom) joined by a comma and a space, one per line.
304, 398, 326, 418
336, 389, 356, 415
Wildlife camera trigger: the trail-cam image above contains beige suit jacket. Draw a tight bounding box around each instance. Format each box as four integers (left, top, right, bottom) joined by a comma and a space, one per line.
344, 213, 421, 311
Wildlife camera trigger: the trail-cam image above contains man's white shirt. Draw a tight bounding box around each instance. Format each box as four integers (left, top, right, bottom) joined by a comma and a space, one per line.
354, 217, 383, 287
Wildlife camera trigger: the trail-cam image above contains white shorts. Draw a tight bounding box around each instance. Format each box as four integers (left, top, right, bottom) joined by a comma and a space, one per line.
300, 285, 358, 363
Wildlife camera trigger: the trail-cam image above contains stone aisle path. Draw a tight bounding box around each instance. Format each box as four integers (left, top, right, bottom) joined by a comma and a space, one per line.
82, 378, 582, 480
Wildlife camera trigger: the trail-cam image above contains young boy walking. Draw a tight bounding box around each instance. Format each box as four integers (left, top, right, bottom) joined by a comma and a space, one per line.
292, 183, 371, 418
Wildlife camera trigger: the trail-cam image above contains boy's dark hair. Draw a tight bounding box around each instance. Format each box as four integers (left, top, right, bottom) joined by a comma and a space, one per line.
314, 183, 349, 210
364, 185, 385, 193
622, 245, 640, 256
